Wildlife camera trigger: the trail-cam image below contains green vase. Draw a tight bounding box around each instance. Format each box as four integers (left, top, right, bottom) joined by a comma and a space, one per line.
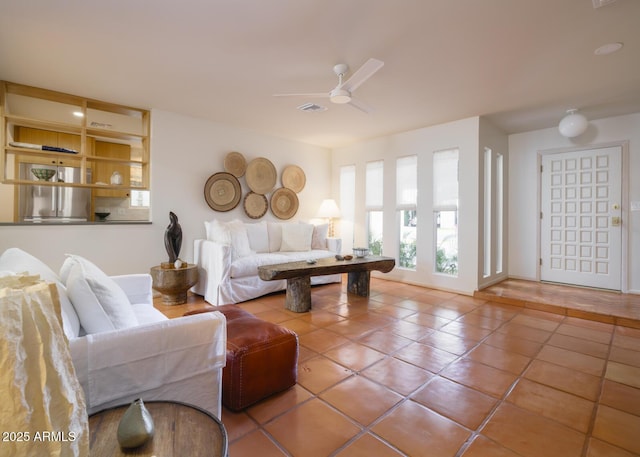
117, 399, 155, 449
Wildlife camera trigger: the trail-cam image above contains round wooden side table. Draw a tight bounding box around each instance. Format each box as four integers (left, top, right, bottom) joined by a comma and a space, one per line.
150, 264, 199, 305
89, 401, 227, 457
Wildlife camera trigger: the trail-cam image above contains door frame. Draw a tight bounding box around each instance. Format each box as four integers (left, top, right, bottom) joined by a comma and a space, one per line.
536, 140, 629, 292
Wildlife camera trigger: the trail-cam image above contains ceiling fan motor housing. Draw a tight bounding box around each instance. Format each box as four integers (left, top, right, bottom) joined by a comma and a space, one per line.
333, 63, 349, 76
330, 88, 351, 104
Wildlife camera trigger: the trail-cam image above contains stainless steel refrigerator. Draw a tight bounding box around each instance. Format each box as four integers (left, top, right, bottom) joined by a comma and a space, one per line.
19, 163, 92, 222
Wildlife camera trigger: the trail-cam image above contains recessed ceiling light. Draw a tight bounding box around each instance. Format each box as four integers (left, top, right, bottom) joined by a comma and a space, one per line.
72, 111, 84, 117
594, 42, 623, 55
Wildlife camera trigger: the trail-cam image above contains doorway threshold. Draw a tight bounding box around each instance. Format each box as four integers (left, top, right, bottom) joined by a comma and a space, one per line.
474, 278, 640, 329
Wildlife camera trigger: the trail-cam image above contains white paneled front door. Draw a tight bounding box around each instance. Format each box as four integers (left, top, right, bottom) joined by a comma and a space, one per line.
540, 146, 622, 290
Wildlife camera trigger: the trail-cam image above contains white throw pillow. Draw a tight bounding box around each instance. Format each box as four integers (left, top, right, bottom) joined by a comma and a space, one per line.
281, 223, 314, 252
204, 219, 254, 258
0, 248, 80, 339
0, 247, 60, 283
245, 221, 269, 253
227, 220, 254, 258
267, 222, 283, 252
205, 219, 230, 244
65, 258, 138, 334
310, 223, 330, 250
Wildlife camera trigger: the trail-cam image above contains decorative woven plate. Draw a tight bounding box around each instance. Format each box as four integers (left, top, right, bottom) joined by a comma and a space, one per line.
204, 172, 241, 212
224, 151, 247, 177
270, 187, 299, 220
245, 157, 277, 194
243, 191, 268, 219
281, 165, 306, 193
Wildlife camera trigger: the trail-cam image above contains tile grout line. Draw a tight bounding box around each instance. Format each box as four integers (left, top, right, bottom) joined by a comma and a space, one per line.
579, 324, 616, 457
227, 283, 633, 456
451, 305, 559, 456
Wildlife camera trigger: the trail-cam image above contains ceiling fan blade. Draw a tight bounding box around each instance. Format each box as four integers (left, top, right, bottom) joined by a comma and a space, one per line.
348, 97, 374, 113
273, 92, 329, 98
340, 58, 384, 92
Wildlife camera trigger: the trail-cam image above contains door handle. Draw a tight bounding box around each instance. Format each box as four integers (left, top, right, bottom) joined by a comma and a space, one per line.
612, 216, 621, 227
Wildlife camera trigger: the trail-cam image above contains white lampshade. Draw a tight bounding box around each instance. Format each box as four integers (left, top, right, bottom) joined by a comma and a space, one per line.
316, 199, 341, 218
559, 109, 589, 138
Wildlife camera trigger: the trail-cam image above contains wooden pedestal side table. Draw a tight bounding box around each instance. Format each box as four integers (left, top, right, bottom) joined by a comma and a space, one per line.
150, 264, 199, 305
89, 401, 228, 457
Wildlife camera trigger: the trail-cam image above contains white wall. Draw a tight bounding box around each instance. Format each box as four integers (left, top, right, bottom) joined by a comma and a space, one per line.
331, 117, 482, 295
0, 110, 331, 275
508, 112, 640, 293
478, 117, 509, 289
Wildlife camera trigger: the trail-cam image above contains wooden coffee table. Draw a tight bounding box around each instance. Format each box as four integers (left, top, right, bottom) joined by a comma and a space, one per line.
89, 401, 227, 456
258, 255, 395, 312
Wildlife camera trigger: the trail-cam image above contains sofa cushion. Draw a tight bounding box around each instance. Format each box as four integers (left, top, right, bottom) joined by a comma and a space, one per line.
130, 303, 168, 325
311, 223, 329, 250
244, 221, 269, 253
281, 223, 313, 252
65, 257, 138, 334
229, 250, 337, 279
0, 248, 80, 339
229, 253, 291, 279
206, 219, 254, 259
267, 222, 283, 252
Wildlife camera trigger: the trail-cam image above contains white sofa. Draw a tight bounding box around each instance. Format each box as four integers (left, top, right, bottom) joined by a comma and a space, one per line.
0, 248, 227, 418
193, 220, 342, 305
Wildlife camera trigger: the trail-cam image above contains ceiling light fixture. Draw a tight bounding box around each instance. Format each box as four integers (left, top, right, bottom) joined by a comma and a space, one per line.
594, 42, 623, 55
329, 88, 351, 104
559, 109, 589, 138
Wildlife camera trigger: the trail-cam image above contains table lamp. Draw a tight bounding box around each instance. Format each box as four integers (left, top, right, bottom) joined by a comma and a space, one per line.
316, 199, 341, 237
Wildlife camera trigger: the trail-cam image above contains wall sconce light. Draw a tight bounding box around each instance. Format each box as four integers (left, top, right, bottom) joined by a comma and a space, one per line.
558, 109, 589, 138
316, 199, 341, 237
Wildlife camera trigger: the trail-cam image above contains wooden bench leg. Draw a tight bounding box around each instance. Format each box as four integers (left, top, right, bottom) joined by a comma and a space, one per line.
285, 276, 311, 312
347, 270, 371, 296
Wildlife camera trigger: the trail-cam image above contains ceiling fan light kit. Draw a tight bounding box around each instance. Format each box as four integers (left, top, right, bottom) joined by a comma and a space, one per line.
330, 88, 351, 104
558, 109, 589, 138
274, 58, 384, 113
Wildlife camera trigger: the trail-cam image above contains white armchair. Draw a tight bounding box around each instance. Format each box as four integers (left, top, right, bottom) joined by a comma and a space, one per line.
0, 248, 227, 418
69, 309, 226, 416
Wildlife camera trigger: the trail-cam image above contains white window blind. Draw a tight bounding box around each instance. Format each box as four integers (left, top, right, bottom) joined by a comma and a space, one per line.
396, 155, 417, 209
340, 165, 356, 221
433, 149, 459, 210
366, 160, 384, 210
340, 165, 356, 250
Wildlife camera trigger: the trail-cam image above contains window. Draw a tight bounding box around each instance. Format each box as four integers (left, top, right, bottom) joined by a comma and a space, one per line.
397, 156, 417, 269
482, 148, 504, 278
339, 165, 356, 251
130, 190, 150, 207
483, 148, 492, 277
366, 161, 384, 254
433, 149, 459, 275
496, 152, 504, 274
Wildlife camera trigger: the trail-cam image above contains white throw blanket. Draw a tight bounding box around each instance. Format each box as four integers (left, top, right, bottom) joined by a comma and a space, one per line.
0, 276, 89, 457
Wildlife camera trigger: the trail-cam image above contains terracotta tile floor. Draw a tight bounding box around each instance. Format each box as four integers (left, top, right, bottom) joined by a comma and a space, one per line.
156, 278, 640, 456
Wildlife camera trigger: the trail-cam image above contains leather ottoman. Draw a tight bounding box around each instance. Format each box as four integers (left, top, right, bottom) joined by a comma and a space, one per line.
186, 305, 298, 411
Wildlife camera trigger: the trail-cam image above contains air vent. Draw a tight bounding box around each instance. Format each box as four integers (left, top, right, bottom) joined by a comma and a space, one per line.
592, 0, 617, 8
297, 103, 327, 112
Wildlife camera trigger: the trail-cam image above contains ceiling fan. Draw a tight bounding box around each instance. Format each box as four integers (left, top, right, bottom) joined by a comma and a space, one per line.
274, 58, 384, 113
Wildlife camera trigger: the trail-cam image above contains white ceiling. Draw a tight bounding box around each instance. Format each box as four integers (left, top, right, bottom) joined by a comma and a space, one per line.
1, 0, 639, 148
